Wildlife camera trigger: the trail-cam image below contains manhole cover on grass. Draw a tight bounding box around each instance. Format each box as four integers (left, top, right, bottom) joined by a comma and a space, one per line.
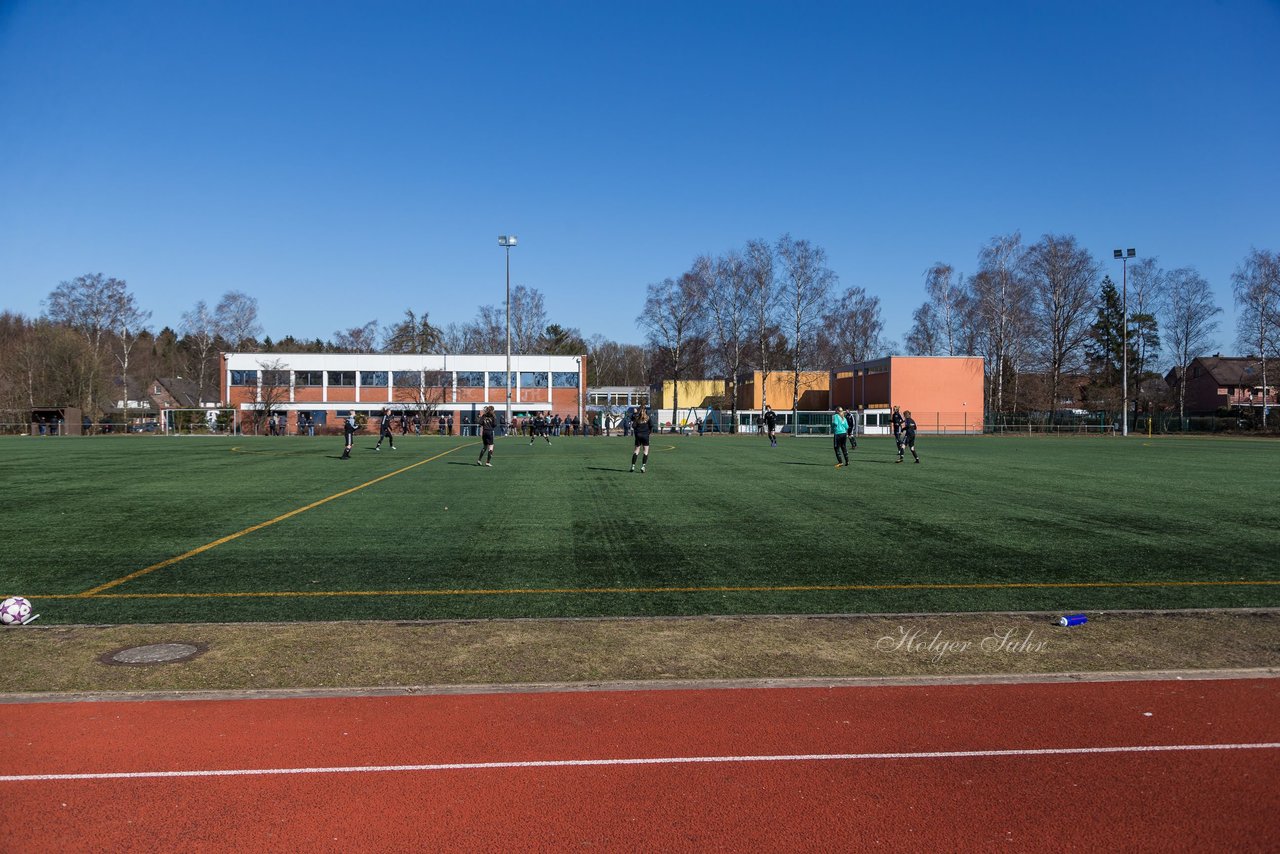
101, 643, 207, 666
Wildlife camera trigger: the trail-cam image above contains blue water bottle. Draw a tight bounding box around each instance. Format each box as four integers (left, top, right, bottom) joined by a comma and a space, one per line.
1057, 614, 1088, 627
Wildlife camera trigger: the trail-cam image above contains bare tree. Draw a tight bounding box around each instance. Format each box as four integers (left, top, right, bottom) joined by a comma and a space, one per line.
743, 238, 779, 414
112, 294, 152, 425
923, 263, 969, 355
333, 320, 380, 353
637, 275, 704, 431
776, 235, 836, 418
44, 272, 136, 415
1124, 258, 1166, 413
970, 233, 1032, 414
586, 336, 648, 387
392, 368, 448, 426
819, 286, 884, 365
510, 286, 548, 354
462, 305, 506, 353
1232, 248, 1280, 420
1163, 267, 1222, 421
180, 300, 222, 403
251, 358, 291, 435
704, 251, 750, 431
384, 309, 442, 354
438, 321, 475, 354
1022, 234, 1099, 411
214, 291, 262, 350
906, 302, 939, 355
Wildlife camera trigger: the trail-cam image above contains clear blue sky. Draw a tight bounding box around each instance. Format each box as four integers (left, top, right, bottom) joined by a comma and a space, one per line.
2, 0, 1277, 354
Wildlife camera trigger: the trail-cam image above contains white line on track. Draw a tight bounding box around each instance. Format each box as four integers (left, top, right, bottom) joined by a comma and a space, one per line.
3, 742, 1278, 783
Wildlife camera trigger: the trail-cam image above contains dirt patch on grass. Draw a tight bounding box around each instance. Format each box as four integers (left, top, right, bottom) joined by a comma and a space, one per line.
2, 611, 1277, 696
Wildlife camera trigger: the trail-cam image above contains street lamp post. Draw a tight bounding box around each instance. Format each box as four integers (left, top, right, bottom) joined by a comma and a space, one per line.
574, 356, 583, 434
1113, 248, 1136, 437
498, 235, 517, 432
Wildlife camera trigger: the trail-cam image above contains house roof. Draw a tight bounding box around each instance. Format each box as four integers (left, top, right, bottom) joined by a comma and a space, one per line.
157, 377, 202, 407
1196, 356, 1268, 386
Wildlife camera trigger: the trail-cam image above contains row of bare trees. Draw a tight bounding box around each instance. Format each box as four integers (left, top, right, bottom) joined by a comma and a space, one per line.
0, 275, 263, 422
905, 234, 1277, 419
10, 244, 1273, 426
1, 272, 640, 422
637, 235, 886, 429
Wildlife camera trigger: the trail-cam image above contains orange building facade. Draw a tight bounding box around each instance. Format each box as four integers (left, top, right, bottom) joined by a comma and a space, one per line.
830, 356, 983, 434
735, 370, 830, 412
221, 352, 587, 434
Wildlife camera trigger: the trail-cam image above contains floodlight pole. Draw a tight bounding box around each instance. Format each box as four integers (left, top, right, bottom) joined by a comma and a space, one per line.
499, 235, 517, 432
1113, 248, 1136, 437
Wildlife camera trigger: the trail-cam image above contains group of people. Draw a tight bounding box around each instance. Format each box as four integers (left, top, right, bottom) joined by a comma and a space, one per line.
474, 406, 655, 471
340, 407, 400, 459
759, 404, 920, 467
514, 413, 590, 438
342, 403, 917, 471
830, 405, 920, 467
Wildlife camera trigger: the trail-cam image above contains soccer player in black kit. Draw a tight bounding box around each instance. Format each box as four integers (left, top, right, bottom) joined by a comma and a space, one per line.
764, 406, 778, 447
899, 409, 920, 463
340, 413, 355, 459
529, 413, 552, 445
374, 406, 396, 451
891, 405, 904, 461
630, 406, 654, 473
477, 405, 496, 466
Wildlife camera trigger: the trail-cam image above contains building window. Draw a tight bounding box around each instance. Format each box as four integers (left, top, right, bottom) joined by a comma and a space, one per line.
296, 371, 323, 386
489, 371, 510, 389
551, 371, 579, 388
521, 371, 549, 388
230, 370, 258, 386
261, 370, 290, 386
456, 371, 484, 387
393, 371, 421, 388
360, 371, 388, 387
328, 371, 355, 387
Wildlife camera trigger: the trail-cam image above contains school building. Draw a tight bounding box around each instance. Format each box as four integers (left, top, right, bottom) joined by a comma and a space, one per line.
220, 352, 587, 433
830, 356, 984, 434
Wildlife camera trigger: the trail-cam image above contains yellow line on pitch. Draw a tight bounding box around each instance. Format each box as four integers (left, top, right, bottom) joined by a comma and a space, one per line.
39, 578, 1279, 600
78, 444, 475, 597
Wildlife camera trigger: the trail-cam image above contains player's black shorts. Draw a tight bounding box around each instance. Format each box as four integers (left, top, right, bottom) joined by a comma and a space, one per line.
634, 434, 650, 447
482, 430, 494, 444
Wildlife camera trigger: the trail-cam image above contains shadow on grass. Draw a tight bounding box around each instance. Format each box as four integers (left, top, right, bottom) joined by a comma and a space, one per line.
780, 461, 830, 467
586, 466, 632, 473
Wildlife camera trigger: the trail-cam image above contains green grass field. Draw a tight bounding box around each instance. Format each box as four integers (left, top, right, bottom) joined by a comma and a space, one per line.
3, 432, 1277, 624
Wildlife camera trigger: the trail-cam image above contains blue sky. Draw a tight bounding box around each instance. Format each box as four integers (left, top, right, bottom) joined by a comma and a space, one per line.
2, 0, 1277, 353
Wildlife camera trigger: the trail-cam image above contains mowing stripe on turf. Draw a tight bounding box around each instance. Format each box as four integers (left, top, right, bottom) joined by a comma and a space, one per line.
36, 578, 1278, 600
78, 444, 476, 597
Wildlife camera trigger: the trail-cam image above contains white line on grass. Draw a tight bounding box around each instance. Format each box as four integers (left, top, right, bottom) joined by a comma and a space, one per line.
3, 742, 1277, 783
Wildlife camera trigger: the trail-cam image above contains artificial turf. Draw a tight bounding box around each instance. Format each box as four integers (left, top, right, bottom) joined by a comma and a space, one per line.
3, 432, 1277, 624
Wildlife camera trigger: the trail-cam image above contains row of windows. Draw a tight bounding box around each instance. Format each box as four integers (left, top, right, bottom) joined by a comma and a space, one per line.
230, 370, 581, 388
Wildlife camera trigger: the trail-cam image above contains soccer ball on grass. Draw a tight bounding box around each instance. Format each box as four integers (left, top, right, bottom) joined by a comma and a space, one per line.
0, 597, 35, 626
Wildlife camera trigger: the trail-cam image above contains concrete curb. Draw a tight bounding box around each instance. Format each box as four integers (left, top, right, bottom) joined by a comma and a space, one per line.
3, 667, 1276, 705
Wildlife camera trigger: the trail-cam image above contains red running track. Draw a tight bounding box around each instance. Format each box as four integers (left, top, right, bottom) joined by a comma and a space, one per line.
2, 678, 1277, 852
